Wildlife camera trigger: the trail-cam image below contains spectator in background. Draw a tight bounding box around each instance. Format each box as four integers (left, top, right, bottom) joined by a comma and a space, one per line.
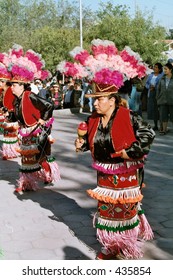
31, 79, 40, 94
80, 79, 93, 112
118, 79, 132, 107
145, 63, 163, 131
80, 78, 89, 111
156, 62, 173, 135
86, 84, 93, 113
167, 58, 173, 65
50, 83, 62, 110
38, 80, 51, 101
73, 81, 82, 108
63, 84, 74, 108
140, 64, 153, 112
129, 77, 144, 116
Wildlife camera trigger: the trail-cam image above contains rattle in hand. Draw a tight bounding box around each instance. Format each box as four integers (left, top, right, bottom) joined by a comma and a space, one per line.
76, 122, 88, 152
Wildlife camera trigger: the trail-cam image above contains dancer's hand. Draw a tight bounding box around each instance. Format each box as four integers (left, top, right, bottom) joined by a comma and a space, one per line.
38, 119, 45, 126
120, 149, 130, 159
111, 149, 130, 159
75, 137, 85, 152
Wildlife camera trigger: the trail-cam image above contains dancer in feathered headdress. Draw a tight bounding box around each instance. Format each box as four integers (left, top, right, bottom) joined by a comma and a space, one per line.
58, 39, 155, 260
0, 44, 60, 193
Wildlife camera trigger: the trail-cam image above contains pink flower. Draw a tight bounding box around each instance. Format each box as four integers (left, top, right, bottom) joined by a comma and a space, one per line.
0, 63, 11, 79
93, 68, 124, 88
120, 49, 147, 78
11, 65, 34, 81
0, 53, 6, 63
25, 50, 44, 70
92, 45, 118, 56
91, 39, 118, 56
75, 50, 90, 65
70, 47, 90, 65
136, 64, 147, 78
9, 44, 24, 58
40, 69, 50, 80
74, 63, 89, 78
64, 62, 79, 77
1, 45, 49, 83
120, 50, 138, 66
0, 53, 14, 67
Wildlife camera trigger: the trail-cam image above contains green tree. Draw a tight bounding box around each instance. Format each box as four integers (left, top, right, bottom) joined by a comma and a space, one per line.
0, 0, 26, 48
29, 26, 80, 71
83, 2, 167, 64
0, 0, 169, 71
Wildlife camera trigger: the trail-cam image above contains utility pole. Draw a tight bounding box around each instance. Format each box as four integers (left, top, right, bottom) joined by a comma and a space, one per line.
79, 0, 83, 48
134, 0, 138, 17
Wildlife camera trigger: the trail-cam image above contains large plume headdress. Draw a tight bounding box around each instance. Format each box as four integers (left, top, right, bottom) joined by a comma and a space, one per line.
57, 39, 149, 96
0, 44, 50, 83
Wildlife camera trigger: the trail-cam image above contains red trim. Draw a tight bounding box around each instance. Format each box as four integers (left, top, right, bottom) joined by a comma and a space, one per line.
22, 91, 40, 126
111, 107, 137, 151
3, 87, 15, 111
88, 107, 137, 157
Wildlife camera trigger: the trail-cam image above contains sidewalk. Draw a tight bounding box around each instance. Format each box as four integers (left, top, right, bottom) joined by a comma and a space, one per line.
0, 109, 173, 260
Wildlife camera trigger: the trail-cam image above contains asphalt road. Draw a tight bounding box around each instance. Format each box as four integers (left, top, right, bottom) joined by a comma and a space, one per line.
0, 108, 173, 260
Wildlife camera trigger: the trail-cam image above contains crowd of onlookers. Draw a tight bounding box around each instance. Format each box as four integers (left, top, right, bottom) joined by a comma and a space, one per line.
31, 75, 93, 112
31, 70, 149, 115
32, 60, 173, 135
127, 58, 173, 135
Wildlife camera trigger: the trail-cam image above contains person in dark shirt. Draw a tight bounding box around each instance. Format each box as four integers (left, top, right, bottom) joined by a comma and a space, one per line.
50, 83, 62, 109
38, 80, 52, 101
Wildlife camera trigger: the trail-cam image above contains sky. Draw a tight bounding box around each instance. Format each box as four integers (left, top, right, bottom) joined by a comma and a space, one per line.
75, 0, 173, 30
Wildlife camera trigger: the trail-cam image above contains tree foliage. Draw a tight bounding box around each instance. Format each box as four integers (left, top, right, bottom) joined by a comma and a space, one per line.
85, 2, 167, 64
0, 0, 168, 73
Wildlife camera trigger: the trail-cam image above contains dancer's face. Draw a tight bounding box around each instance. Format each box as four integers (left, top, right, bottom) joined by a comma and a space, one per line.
93, 96, 115, 115
11, 82, 24, 97
0, 79, 6, 89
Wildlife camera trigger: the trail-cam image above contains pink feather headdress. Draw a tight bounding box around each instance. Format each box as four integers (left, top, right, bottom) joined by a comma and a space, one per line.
0, 62, 11, 80
0, 44, 49, 83
57, 38, 149, 94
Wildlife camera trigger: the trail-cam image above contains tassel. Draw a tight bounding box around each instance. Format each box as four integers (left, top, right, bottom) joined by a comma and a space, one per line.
138, 213, 154, 240
17, 172, 40, 191
0, 142, 20, 159
38, 159, 61, 183
97, 227, 144, 259
87, 185, 143, 204
92, 160, 144, 174
49, 161, 61, 182
93, 211, 98, 228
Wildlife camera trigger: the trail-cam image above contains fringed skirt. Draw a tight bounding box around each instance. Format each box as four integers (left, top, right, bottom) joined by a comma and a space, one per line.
87, 168, 153, 259
0, 121, 20, 159
16, 121, 60, 191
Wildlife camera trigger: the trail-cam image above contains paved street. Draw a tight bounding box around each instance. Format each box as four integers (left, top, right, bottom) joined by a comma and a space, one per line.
0, 109, 173, 260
